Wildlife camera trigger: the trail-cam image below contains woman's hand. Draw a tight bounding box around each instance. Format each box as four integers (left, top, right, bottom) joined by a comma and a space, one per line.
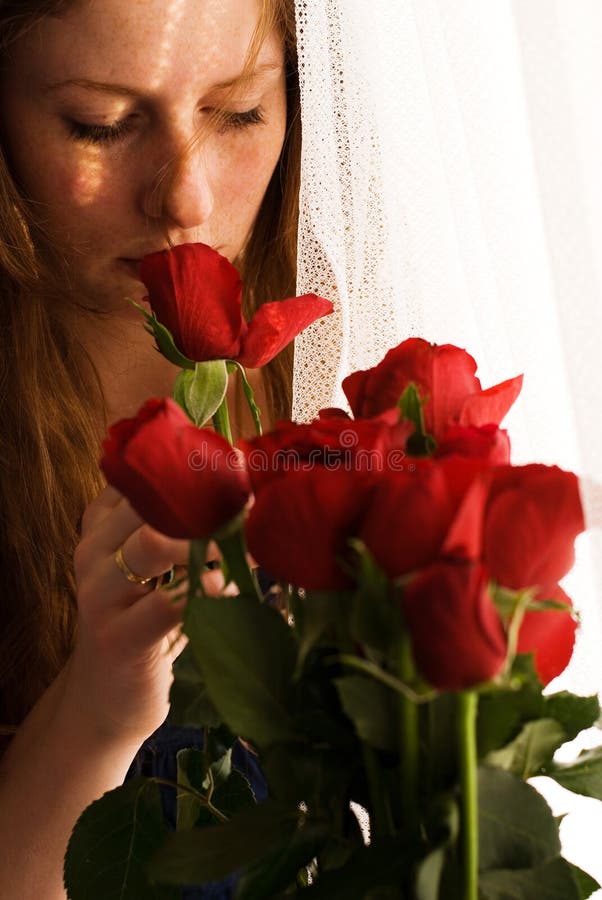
61, 486, 224, 748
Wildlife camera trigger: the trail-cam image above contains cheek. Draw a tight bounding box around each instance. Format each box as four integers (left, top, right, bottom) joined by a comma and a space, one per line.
6, 121, 122, 218
220, 129, 285, 212
25, 151, 130, 246
46, 155, 123, 215
63, 162, 112, 208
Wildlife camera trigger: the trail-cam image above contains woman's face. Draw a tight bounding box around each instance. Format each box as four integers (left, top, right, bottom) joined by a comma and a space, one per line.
0, 0, 287, 310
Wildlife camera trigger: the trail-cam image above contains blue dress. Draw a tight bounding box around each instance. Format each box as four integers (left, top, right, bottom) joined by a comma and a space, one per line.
124, 569, 275, 898
124, 721, 268, 899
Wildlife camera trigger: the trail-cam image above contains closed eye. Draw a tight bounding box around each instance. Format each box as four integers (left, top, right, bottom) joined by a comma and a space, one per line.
67, 106, 266, 146
218, 106, 265, 133
67, 116, 137, 145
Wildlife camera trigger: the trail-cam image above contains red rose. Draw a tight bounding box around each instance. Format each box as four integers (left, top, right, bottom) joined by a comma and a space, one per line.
245, 469, 374, 590
240, 414, 412, 492
342, 338, 522, 442
435, 423, 511, 465
403, 561, 507, 690
484, 465, 585, 590
140, 243, 333, 367
101, 398, 250, 539
517, 584, 577, 685
318, 407, 402, 427
359, 457, 488, 578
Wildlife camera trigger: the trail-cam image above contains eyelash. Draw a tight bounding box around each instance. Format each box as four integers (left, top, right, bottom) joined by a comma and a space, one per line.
67, 107, 266, 146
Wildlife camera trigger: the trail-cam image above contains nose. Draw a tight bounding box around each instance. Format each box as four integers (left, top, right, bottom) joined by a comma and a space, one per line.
143, 141, 214, 230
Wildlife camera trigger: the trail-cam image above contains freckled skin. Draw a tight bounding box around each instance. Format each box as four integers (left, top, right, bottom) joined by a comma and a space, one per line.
0, 0, 287, 312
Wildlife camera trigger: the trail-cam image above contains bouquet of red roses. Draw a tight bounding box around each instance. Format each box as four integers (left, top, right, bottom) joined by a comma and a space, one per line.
65, 244, 602, 900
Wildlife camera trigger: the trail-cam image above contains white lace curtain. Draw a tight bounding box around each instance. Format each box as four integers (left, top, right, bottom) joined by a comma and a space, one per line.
292, 0, 602, 883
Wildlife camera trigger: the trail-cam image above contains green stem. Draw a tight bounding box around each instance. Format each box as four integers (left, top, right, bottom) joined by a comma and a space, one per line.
228, 361, 263, 436
149, 777, 228, 823
457, 691, 478, 900
215, 528, 262, 602
399, 635, 420, 843
362, 744, 394, 838
212, 396, 233, 444
336, 654, 435, 703
187, 539, 208, 605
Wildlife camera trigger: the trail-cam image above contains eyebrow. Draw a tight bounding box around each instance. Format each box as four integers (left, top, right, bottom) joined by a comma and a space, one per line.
43, 62, 282, 96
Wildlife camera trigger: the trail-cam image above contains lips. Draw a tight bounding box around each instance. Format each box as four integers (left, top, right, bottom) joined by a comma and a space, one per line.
118, 245, 229, 281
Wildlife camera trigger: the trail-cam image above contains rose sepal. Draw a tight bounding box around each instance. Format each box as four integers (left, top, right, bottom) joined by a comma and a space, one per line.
129, 298, 196, 369
227, 361, 262, 436
398, 382, 437, 456
173, 361, 229, 427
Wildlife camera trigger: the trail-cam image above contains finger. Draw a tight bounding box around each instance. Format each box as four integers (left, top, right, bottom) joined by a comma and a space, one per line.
116, 526, 190, 578
80, 486, 129, 535
115, 588, 187, 656
205, 540, 223, 568
89, 498, 147, 554
201, 567, 228, 596
166, 629, 189, 664
75, 525, 187, 615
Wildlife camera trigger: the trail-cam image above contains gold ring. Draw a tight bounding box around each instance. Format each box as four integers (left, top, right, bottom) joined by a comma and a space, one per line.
115, 546, 155, 586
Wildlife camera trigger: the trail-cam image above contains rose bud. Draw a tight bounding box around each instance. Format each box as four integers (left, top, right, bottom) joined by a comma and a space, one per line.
140, 242, 333, 367
403, 561, 507, 690
517, 584, 577, 686
246, 468, 374, 590
343, 337, 522, 441
101, 397, 250, 539
484, 464, 585, 590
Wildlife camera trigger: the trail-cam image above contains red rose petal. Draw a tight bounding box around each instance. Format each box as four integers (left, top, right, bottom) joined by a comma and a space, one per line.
238, 294, 333, 368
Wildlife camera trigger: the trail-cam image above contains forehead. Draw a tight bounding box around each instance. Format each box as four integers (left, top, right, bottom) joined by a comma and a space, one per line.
7, 0, 281, 95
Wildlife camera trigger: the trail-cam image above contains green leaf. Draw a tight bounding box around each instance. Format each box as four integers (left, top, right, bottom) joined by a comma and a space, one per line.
261, 741, 354, 811
236, 822, 331, 900
173, 360, 229, 426
335, 675, 398, 752
184, 593, 299, 748
543, 745, 602, 799
148, 799, 300, 885
176, 748, 211, 831
349, 541, 404, 660
289, 837, 412, 900
169, 642, 222, 729
479, 856, 594, 899
364, 889, 404, 900
415, 795, 459, 900
64, 777, 179, 900
477, 655, 544, 757
176, 747, 255, 830
478, 662, 598, 774
423, 694, 460, 794
210, 768, 256, 818
478, 766, 561, 870
544, 692, 600, 742
130, 299, 196, 369
293, 589, 354, 675
484, 718, 566, 778
568, 861, 601, 898
416, 851, 446, 900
